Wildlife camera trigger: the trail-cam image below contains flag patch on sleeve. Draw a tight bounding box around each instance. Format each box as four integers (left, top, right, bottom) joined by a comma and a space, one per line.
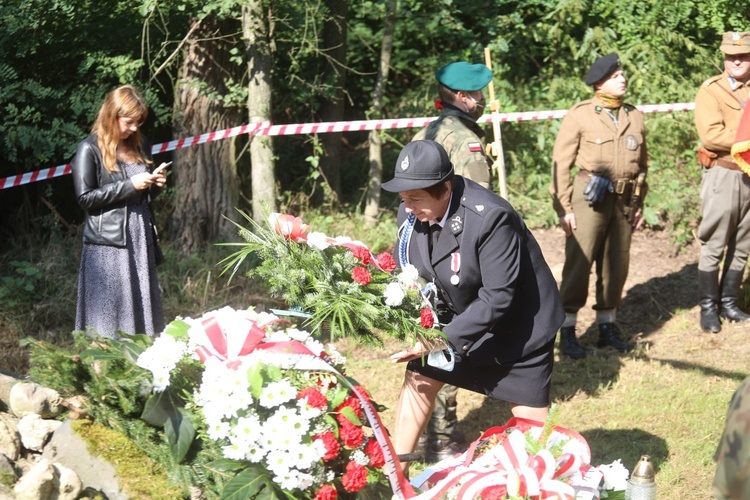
468, 142, 482, 152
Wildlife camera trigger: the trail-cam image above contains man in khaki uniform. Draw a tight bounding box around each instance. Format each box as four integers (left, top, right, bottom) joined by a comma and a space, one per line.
411, 61, 493, 462
695, 32, 750, 334
550, 53, 648, 358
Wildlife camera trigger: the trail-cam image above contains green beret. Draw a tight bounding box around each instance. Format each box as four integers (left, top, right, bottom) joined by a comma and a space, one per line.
436, 62, 493, 92
584, 53, 621, 86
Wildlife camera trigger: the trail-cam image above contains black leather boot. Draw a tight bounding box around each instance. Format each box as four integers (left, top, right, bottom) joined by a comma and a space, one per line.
698, 270, 721, 333
558, 326, 586, 358
597, 323, 633, 352
720, 269, 750, 323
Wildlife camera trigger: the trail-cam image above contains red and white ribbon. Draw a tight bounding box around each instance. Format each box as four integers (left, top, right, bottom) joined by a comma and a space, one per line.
1, 102, 695, 190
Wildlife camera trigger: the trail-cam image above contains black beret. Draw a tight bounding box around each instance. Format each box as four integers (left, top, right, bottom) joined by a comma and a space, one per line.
584, 53, 621, 86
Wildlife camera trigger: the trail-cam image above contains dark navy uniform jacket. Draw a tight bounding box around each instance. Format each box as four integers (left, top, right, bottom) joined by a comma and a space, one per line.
395, 176, 564, 367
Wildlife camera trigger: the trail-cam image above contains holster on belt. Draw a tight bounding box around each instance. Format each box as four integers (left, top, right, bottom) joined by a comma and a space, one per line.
697, 145, 718, 168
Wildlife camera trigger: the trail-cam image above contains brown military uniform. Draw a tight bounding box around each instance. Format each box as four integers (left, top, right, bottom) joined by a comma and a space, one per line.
695, 72, 750, 274
550, 96, 648, 313
413, 106, 492, 188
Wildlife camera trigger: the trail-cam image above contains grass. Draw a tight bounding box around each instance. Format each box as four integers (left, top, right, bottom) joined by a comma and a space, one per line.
1, 209, 746, 498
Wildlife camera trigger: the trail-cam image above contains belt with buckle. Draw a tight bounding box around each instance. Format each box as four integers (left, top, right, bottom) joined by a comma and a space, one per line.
714, 158, 741, 171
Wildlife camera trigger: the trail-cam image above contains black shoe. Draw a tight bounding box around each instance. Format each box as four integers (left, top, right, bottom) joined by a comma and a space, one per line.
597, 323, 633, 352
559, 326, 586, 358
425, 439, 466, 463
720, 298, 750, 323
699, 270, 722, 333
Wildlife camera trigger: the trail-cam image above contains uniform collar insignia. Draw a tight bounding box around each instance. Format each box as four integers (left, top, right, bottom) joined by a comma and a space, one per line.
449, 215, 463, 234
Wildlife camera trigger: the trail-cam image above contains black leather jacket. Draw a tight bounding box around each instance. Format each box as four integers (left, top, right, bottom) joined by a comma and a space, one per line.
72, 135, 161, 247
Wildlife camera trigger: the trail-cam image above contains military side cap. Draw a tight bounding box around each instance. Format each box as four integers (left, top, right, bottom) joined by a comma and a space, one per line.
435, 62, 493, 92
382, 140, 454, 192
721, 32, 750, 55
584, 53, 621, 85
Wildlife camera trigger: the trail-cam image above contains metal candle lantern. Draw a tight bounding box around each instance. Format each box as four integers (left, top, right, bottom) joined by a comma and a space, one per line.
625, 455, 656, 499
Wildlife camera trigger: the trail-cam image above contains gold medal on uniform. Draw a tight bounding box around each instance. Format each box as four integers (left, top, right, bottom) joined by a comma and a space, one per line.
450, 252, 460, 285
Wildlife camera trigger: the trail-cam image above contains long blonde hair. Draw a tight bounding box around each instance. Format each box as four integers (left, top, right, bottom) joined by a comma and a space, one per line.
91, 85, 150, 173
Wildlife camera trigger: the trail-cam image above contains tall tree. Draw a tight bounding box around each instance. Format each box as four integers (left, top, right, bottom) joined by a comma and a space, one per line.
169, 16, 243, 252
243, 0, 277, 222
363, 0, 397, 226
316, 0, 349, 200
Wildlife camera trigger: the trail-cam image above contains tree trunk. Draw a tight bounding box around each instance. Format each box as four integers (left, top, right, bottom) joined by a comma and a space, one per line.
169, 16, 242, 253
363, 0, 397, 226
316, 0, 348, 201
243, 1, 277, 223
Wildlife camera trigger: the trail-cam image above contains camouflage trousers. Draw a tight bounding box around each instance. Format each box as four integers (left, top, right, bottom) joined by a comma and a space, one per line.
427, 383, 458, 441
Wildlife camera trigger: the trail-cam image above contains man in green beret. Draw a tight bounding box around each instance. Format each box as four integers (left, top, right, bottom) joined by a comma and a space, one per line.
413, 61, 493, 189
411, 60, 494, 463
694, 31, 750, 333
549, 53, 648, 358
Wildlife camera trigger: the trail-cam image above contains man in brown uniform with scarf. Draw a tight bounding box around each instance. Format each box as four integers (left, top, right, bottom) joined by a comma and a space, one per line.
550, 53, 648, 358
695, 32, 750, 333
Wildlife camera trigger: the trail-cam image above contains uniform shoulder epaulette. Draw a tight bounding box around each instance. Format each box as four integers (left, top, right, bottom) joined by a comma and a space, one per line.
702, 74, 724, 87
623, 103, 638, 113
570, 100, 593, 111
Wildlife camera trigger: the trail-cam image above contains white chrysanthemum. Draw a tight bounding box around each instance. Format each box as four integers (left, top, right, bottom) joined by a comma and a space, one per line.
135, 334, 188, 391
222, 442, 248, 461
384, 282, 406, 307
266, 449, 293, 476
246, 442, 267, 463
264, 419, 303, 451
296, 399, 323, 420
259, 380, 297, 408
276, 469, 306, 491
206, 420, 232, 441
306, 232, 332, 250
230, 415, 263, 445
399, 264, 420, 289
598, 459, 629, 491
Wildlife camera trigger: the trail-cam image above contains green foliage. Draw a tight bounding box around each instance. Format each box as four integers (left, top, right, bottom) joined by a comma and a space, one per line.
221, 210, 440, 346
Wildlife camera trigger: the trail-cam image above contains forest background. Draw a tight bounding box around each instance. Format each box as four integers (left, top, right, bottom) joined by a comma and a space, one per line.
1, 2, 750, 497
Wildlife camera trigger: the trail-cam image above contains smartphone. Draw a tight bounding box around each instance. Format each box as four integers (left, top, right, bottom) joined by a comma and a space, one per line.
153, 161, 172, 175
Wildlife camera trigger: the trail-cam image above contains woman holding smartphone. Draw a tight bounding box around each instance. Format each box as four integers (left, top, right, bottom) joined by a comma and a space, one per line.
72, 85, 168, 339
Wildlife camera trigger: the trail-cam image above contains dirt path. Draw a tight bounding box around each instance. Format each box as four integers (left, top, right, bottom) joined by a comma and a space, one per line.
532, 226, 699, 343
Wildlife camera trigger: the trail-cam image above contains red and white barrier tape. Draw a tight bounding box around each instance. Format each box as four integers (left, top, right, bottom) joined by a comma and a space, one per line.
0, 102, 695, 191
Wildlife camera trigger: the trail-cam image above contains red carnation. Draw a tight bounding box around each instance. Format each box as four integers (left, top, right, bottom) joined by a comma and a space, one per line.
342, 461, 368, 492
376, 252, 397, 272
365, 438, 385, 468
338, 420, 365, 448
350, 245, 372, 265
351, 267, 372, 285
314, 484, 338, 500
420, 307, 435, 328
314, 431, 341, 462
336, 396, 363, 420
298, 387, 328, 410
434, 98, 444, 110
481, 485, 508, 500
